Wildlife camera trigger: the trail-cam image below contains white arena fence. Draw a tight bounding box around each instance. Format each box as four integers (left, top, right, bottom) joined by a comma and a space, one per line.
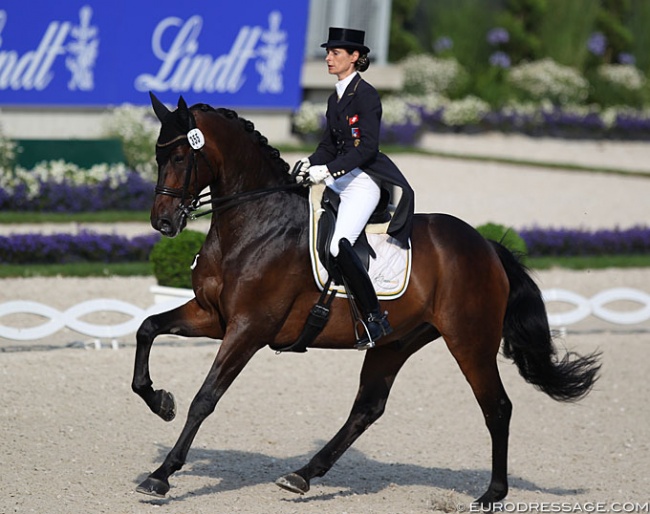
1, 286, 649, 349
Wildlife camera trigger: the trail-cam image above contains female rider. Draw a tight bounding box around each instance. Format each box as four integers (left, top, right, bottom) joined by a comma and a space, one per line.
300, 27, 415, 348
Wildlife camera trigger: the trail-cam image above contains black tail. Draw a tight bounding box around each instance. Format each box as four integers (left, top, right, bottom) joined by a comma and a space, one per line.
491, 241, 601, 402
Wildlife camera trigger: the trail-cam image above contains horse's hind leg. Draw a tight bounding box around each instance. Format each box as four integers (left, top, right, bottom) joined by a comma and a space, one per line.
132, 299, 223, 421
276, 326, 434, 494
447, 339, 512, 506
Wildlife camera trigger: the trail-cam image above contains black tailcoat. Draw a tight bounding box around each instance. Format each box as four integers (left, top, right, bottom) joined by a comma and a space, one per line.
309, 74, 415, 248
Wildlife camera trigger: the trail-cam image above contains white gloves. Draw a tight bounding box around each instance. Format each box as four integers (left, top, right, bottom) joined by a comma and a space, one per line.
298, 157, 311, 173
308, 165, 330, 184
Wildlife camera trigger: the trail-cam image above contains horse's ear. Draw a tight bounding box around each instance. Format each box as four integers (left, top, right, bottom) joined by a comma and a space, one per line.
177, 96, 192, 127
150, 92, 170, 122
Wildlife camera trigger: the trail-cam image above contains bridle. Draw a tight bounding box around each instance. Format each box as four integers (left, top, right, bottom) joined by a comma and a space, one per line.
154, 116, 305, 221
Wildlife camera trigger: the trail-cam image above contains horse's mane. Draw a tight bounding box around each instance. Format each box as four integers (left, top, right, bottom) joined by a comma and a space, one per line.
191, 103, 292, 181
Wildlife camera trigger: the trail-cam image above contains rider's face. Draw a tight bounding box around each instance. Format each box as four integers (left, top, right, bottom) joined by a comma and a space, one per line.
325, 48, 358, 80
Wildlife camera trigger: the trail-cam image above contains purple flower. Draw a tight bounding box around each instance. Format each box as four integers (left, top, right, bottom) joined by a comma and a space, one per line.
519, 226, 650, 257
433, 36, 453, 54
587, 32, 607, 56
618, 52, 636, 65
0, 231, 160, 264
487, 27, 509, 46
489, 51, 511, 68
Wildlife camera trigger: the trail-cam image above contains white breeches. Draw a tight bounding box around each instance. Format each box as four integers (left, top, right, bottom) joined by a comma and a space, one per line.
326, 167, 381, 257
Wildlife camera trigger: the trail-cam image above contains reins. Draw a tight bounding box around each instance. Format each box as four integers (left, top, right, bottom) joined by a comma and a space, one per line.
190, 181, 305, 218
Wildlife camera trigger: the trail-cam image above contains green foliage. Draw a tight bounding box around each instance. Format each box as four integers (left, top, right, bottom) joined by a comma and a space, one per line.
587, 0, 633, 69
149, 230, 205, 288
476, 222, 528, 256
0, 211, 149, 224
419, 0, 500, 73
538, 0, 599, 68
471, 66, 514, 108
389, 0, 423, 61
627, 0, 650, 75
496, 0, 547, 64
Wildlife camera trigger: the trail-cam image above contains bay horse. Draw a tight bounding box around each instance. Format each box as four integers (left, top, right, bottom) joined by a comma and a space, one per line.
132, 94, 600, 506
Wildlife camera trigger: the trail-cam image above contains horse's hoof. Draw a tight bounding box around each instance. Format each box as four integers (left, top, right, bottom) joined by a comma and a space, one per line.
154, 390, 176, 422
275, 473, 310, 495
136, 476, 170, 497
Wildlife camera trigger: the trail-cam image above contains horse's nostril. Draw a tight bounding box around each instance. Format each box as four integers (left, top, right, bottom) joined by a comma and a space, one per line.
153, 217, 174, 236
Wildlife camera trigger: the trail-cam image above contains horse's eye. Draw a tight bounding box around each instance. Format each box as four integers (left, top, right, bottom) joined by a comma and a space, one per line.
172, 154, 185, 164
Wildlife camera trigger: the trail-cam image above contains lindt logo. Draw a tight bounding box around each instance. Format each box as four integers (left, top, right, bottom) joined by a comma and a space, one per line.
0, 6, 98, 91
135, 10, 287, 95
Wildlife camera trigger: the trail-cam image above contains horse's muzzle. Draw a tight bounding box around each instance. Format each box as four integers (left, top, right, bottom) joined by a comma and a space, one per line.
151, 210, 187, 237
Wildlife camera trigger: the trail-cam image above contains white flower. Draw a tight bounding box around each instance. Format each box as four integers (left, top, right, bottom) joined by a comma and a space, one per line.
381, 96, 422, 126
402, 93, 449, 115
103, 104, 159, 175
597, 64, 646, 90
0, 111, 19, 173
508, 58, 589, 105
1, 160, 138, 199
400, 54, 467, 95
292, 101, 326, 135
441, 96, 490, 126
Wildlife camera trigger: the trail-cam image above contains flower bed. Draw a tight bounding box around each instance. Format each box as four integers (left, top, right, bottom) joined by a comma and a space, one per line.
520, 226, 650, 257
0, 161, 154, 212
0, 231, 160, 264
2, 226, 649, 266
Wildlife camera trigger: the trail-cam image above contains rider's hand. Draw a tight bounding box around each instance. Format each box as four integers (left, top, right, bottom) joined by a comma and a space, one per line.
308, 165, 330, 184
298, 157, 311, 173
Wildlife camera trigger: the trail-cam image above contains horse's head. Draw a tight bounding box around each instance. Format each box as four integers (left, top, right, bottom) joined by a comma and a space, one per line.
149, 93, 217, 237
149, 93, 296, 237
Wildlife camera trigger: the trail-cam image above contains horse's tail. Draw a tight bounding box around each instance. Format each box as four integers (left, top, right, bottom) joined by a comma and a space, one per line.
490, 241, 601, 402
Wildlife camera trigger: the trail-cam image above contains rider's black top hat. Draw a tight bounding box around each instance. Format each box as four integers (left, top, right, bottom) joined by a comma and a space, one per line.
321, 27, 370, 54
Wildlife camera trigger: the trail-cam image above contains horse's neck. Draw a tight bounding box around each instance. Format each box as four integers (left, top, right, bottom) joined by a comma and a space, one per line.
209, 188, 309, 252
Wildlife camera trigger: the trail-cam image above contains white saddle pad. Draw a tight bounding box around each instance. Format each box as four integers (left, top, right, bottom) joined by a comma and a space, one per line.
308, 184, 411, 299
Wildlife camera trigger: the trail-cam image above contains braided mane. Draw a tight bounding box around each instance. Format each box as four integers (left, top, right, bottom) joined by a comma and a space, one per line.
191, 103, 291, 181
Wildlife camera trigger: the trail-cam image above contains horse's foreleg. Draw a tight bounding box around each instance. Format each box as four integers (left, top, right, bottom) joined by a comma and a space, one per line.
136, 330, 263, 498
132, 300, 223, 421
276, 330, 431, 495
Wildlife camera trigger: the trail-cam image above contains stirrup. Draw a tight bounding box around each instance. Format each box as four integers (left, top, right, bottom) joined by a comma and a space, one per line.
354, 312, 392, 350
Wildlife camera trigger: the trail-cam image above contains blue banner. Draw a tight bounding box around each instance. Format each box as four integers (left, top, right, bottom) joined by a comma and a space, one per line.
0, 1, 308, 108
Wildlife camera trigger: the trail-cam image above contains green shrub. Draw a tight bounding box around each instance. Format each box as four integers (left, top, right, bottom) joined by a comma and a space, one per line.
495, 0, 547, 64
476, 222, 528, 257
149, 229, 205, 288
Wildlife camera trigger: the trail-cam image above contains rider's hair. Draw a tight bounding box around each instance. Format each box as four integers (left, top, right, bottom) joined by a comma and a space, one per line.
355, 53, 370, 72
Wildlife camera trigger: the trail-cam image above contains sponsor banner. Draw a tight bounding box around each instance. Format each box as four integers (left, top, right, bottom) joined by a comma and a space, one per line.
0, 0, 308, 108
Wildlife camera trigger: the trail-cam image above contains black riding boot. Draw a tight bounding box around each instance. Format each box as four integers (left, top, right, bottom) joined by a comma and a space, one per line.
335, 239, 393, 349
